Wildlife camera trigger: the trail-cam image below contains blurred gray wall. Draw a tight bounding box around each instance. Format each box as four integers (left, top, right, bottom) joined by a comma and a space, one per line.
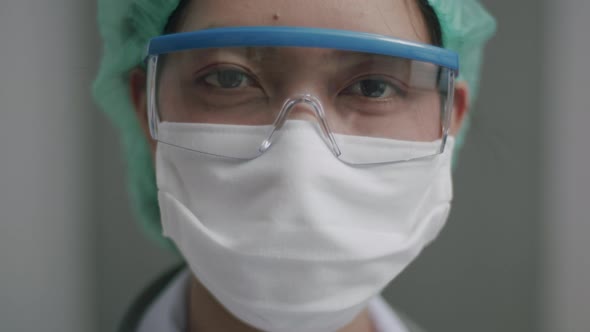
0, 1, 100, 331
540, 0, 590, 330
1, 1, 588, 332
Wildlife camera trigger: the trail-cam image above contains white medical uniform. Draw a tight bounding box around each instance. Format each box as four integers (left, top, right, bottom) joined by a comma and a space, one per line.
137, 269, 411, 332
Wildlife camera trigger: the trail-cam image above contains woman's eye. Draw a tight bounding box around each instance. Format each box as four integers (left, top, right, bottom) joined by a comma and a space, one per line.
344, 78, 406, 99
203, 69, 252, 89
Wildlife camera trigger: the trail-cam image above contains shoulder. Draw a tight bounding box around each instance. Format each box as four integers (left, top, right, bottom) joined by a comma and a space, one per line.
395, 309, 428, 332
369, 296, 428, 332
118, 263, 187, 332
118, 264, 427, 332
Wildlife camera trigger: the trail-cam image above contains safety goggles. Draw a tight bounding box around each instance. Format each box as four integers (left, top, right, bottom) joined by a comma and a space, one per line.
146, 26, 459, 164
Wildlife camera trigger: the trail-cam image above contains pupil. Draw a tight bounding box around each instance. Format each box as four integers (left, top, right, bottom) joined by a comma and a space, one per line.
360, 80, 386, 97
218, 70, 244, 88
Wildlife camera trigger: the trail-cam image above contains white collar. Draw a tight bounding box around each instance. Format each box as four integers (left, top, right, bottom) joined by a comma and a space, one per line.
137, 269, 409, 332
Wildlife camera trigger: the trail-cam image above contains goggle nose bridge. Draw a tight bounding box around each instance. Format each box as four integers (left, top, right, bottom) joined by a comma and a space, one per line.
259, 94, 342, 157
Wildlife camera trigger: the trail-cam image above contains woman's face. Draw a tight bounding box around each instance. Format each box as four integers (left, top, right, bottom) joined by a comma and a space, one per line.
131, 0, 468, 148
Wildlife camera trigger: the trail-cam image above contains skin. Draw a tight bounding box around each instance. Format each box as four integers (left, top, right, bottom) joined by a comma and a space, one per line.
130, 1, 469, 331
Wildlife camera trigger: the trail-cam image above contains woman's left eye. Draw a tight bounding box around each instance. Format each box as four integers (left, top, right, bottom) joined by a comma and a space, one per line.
343, 78, 406, 99
203, 69, 253, 89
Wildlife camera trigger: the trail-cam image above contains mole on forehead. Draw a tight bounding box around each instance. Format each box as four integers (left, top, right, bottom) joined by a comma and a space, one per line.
182, 0, 427, 42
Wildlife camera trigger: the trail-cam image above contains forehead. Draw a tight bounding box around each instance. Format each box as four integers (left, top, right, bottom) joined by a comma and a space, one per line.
179, 0, 429, 44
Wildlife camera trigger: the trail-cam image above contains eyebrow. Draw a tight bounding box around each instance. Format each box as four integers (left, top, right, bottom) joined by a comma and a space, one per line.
187, 46, 411, 63
177, 46, 414, 78
202, 23, 227, 29
181, 24, 414, 66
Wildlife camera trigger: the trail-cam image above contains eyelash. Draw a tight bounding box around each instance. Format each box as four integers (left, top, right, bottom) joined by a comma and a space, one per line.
194, 65, 408, 99
342, 76, 409, 99
194, 65, 259, 89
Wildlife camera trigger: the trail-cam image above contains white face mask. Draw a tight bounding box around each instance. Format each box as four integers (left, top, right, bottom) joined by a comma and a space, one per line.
156, 120, 454, 332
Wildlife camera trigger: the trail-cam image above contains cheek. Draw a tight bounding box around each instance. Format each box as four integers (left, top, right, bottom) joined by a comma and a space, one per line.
156, 66, 190, 122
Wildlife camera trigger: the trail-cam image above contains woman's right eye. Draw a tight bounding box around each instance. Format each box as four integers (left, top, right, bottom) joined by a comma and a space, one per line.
202, 69, 254, 89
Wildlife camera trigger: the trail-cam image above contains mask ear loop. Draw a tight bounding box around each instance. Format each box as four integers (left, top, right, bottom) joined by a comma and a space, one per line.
259, 94, 342, 158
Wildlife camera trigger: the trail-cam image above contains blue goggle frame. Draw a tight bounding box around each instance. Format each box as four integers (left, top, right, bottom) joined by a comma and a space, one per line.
146, 26, 459, 74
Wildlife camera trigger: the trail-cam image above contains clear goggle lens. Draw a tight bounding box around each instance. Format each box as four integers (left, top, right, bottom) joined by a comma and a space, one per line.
147, 46, 455, 164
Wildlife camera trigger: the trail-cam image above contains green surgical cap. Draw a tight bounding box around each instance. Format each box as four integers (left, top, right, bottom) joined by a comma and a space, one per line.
93, 0, 497, 251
